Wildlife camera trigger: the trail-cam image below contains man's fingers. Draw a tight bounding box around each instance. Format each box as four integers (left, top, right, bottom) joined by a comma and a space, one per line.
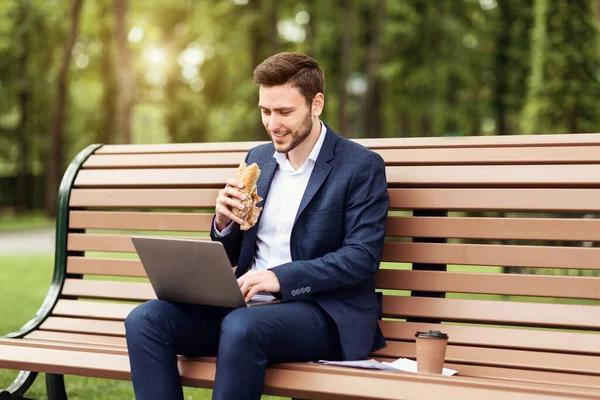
239, 279, 254, 297
224, 186, 247, 201
224, 196, 245, 210
226, 179, 244, 190
216, 201, 244, 225
245, 283, 263, 302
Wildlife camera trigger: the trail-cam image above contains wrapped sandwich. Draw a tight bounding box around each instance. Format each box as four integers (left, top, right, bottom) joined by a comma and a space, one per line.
232, 162, 263, 230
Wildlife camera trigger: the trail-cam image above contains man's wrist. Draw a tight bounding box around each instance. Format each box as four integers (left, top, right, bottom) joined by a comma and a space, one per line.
214, 218, 234, 237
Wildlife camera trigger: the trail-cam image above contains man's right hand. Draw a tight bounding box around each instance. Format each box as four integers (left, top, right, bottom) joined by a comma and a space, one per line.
215, 178, 247, 231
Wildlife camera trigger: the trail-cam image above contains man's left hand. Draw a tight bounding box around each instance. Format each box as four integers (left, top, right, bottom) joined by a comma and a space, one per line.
237, 270, 280, 302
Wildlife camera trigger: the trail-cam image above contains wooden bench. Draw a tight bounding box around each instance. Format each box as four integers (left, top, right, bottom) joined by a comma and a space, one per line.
2, 133, 600, 400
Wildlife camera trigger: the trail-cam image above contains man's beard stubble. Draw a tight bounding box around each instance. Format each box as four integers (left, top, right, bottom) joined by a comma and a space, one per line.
274, 111, 313, 154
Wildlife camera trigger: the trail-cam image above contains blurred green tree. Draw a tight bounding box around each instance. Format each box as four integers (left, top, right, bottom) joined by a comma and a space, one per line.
522, 0, 600, 134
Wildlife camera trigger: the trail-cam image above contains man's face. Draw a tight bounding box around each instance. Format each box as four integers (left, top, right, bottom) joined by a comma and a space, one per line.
258, 84, 314, 154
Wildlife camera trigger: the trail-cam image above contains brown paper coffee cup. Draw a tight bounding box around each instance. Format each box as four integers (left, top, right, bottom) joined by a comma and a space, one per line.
415, 330, 449, 374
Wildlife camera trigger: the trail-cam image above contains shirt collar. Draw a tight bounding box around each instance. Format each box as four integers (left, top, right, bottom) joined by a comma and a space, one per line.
273, 121, 327, 172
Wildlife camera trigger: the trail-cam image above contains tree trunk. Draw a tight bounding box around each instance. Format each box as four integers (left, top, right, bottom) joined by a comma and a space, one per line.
305, 0, 317, 56
45, 0, 84, 217
114, 0, 134, 144
268, 0, 279, 55
16, 1, 31, 214
338, 0, 353, 137
420, 115, 433, 136
99, 0, 116, 144
249, 0, 266, 140
398, 112, 410, 137
494, 1, 512, 135
361, 0, 386, 138
444, 74, 460, 135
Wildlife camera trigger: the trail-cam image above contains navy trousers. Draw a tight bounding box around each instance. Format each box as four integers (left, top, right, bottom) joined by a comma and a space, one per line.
125, 299, 341, 400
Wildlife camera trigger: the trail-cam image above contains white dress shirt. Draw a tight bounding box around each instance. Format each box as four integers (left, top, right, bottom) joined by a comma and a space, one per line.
214, 122, 327, 299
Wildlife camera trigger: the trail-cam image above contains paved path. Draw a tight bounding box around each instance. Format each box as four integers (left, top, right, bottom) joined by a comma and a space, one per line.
0, 229, 55, 255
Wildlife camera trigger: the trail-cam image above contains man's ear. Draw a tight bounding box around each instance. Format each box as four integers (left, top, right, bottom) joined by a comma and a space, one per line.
312, 93, 324, 117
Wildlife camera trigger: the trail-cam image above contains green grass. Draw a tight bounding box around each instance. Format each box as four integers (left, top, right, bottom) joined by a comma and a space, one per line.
0, 212, 54, 233
0, 253, 286, 399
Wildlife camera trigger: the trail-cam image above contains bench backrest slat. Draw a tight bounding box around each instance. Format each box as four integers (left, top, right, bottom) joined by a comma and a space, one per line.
74, 164, 600, 188
383, 297, 600, 330
85, 146, 600, 168
382, 242, 600, 270
387, 216, 600, 241
69, 211, 214, 232
67, 257, 145, 277
94, 132, 600, 154
379, 321, 600, 355
68, 187, 600, 211
377, 270, 600, 300
70, 188, 221, 208
389, 188, 600, 211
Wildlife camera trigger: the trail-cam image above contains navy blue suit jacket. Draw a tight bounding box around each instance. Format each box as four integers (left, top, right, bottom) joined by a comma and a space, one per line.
210, 126, 389, 360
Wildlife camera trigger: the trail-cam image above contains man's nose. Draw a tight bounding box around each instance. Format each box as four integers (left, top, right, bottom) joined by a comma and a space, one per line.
266, 115, 280, 131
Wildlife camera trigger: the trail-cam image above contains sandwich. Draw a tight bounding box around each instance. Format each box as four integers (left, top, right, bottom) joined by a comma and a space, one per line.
232, 161, 263, 230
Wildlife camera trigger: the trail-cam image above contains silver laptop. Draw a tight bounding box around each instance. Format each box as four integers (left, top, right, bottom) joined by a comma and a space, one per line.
131, 236, 279, 308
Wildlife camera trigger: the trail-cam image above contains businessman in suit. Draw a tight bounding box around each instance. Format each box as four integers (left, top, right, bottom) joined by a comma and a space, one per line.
125, 52, 389, 400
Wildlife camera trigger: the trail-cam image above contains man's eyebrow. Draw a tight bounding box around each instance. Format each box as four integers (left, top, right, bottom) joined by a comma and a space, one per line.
258, 105, 295, 112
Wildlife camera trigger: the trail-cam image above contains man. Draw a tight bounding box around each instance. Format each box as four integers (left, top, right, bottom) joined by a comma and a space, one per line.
125, 52, 389, 400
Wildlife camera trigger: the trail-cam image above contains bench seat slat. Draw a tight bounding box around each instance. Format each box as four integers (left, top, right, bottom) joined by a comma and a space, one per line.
69, 188, 221, 208
441, 362, 600, 388
377, 270, 600, 299
380, 321, 600, 355
5, 338, 128, 355
387, 216, 600, 241
1, 342, 598, 400
373, 342, 600, 376
67, 233, 209, 253
389, 188, 600, 211
383, 242, 600, 270
286, 361, 600, 391
26, 331, 127, 347
69, 211, 214, 232
62, 279, 155, 301
383, 296, 600, 329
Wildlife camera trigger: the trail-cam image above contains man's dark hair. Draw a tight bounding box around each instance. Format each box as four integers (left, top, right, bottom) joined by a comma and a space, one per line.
253, 52, 325, 105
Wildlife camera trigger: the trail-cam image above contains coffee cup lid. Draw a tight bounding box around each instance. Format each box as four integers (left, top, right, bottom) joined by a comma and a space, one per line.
415, 330, 448, 339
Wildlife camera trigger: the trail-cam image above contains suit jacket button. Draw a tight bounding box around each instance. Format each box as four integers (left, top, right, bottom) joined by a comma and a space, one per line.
306, 286, 311, 293
300, 287, 306, 294
291, 289, 297, 296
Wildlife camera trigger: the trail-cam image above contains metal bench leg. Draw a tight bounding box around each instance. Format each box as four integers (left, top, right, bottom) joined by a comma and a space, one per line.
46, 374, 68, 400
0, 371, 38, 400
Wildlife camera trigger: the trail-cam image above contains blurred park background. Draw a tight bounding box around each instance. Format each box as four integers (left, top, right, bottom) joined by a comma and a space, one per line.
2, 0, 600, 398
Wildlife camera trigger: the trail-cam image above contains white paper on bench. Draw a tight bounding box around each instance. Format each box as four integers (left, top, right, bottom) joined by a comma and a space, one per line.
316, 358, 458, 376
